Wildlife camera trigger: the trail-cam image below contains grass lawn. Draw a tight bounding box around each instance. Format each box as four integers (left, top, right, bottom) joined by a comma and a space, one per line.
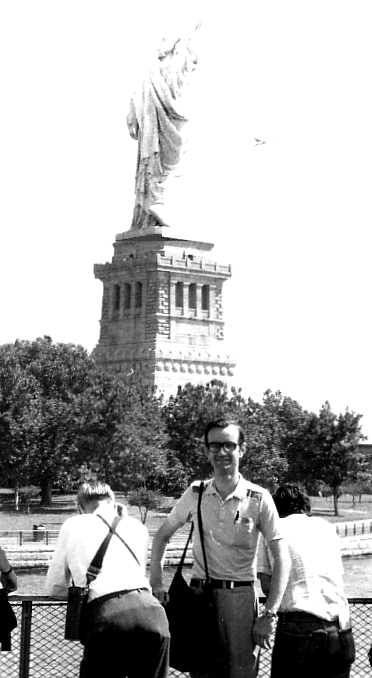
2, 492, 372, 532
0, 492, 175, 533
309, 494, 372, 523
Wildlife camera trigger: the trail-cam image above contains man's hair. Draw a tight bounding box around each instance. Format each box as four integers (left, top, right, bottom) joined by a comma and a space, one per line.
204, 418, 245, 446
76, 482, 115, 508
272, 484, 311, 518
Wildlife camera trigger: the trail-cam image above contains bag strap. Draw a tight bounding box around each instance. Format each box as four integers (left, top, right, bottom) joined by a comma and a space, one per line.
197, 481, 210, 582
175, 482, 210, 582
86, 515, 122, 584
96, 514, 141, 568
176, 522, 194, 574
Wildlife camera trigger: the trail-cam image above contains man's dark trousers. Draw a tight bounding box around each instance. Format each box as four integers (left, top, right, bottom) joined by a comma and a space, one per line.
80, 589, 170, 678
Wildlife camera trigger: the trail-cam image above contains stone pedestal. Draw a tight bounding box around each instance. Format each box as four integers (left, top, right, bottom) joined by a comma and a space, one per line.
93, 226, 236, 397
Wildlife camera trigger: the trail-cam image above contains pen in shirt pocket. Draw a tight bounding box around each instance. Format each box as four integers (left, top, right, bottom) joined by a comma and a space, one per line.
234, 510, 240, 523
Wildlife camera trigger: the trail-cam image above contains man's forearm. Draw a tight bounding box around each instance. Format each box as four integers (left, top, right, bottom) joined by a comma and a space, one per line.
149, 531, 169, 589
265, 552, 290, 612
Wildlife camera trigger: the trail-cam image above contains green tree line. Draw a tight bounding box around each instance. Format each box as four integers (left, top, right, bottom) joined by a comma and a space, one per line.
0, 338, 368, 516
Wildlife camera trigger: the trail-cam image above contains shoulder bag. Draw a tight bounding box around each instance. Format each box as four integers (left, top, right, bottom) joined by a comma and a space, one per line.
65, 514, 121, 642
165, 481, 215, 672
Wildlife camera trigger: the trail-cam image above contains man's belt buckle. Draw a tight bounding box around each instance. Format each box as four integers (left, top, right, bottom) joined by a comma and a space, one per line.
190, 578, 253, 590
212, 579, 252, 589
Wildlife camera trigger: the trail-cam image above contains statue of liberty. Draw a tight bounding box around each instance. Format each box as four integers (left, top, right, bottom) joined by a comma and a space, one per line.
127, 24, 201, 229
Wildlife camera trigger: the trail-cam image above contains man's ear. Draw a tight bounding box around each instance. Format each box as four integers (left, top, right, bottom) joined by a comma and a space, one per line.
239, 442, 247, 458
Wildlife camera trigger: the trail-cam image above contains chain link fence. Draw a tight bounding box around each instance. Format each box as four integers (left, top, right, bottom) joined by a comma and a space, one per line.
1, 598, 371, 677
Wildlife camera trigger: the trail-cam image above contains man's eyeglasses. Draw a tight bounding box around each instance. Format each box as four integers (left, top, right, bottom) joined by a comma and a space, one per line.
206, 442, 240, 453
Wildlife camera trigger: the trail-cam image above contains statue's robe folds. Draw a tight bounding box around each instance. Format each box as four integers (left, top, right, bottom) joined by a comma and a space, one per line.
128, 46, 196, 229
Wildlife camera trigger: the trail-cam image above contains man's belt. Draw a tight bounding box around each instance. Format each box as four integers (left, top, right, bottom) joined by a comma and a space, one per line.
190, 578, 254, 590
278, 610, 338, 625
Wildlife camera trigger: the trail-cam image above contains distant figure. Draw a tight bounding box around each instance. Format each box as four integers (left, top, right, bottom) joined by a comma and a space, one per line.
127, 25, 201, 230
258, 484, 355, 678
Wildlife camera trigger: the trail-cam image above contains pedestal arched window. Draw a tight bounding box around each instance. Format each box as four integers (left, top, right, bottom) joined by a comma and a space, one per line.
188, 283, 196, 310
124, 283, 131, 310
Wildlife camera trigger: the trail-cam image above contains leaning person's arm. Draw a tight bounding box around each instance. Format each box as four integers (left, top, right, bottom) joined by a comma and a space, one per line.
45, 523, 71, 599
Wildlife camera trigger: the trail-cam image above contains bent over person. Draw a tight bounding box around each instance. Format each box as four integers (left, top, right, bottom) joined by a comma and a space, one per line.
257, 484, 355, 678
46, 482, 170, 678
150, 418, 290, 678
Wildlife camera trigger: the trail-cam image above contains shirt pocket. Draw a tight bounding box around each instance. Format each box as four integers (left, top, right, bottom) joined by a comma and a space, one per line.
233, 516, 255, 545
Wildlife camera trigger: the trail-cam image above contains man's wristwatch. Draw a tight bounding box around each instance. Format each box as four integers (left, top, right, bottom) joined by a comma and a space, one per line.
263, 608, 278, 619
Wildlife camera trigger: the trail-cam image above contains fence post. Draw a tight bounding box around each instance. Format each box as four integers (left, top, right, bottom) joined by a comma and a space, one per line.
19, 531, 23, 546
19, 600, 32, 678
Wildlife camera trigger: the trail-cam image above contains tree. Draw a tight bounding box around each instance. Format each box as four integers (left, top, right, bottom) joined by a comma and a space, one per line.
0, 351, 43, 508
163, 380, 249, 484
76, 375, 187, 496
302, 403, 366, 515
0, 338, 109, 504
163, 383, 291, 490
128, 489, 163, 524
241, 393, 289, 490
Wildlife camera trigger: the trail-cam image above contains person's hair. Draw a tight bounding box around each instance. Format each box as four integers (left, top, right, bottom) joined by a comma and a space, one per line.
76, 482, 115, 509
272, 484, 311, 518
204, 418, 245, 446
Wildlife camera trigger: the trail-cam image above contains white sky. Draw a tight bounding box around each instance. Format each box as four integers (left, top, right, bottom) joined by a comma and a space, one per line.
1, 1, 371, 438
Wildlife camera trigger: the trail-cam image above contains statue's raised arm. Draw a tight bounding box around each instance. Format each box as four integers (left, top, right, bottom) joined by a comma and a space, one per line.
128, 24, 201, 230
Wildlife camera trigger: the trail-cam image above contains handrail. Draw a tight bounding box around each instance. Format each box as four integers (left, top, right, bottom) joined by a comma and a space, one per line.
8, 594, 372, 603
5, 596, 372, 678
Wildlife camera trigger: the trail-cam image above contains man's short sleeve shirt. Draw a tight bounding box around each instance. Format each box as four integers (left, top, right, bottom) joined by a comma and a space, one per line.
257, 514, 350, 626
167, 475, 282, 580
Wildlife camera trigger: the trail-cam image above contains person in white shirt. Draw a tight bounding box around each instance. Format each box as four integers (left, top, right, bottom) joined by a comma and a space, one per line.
257, 484, 355, 678
150, 418, 291, 678
46, 482, 170, 678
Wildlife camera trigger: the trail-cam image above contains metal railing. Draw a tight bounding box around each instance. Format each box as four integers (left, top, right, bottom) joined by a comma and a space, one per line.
2, 519, 372, 547
336, 521, 372, 538
2, 597, 371, 678
0, 531, 59, 546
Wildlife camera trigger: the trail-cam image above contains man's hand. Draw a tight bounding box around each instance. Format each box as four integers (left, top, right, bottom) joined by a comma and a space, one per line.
252, 615, 275, 649
152, 587, 169, 605
1, 569, 17, 593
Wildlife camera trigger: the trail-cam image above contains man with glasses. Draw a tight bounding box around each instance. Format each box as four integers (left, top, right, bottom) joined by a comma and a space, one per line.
150, 418, 290, 678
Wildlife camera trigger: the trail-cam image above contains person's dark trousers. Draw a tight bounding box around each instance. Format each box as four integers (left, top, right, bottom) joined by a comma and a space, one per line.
271, 611, 353, 678
80, 589, 170, 678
